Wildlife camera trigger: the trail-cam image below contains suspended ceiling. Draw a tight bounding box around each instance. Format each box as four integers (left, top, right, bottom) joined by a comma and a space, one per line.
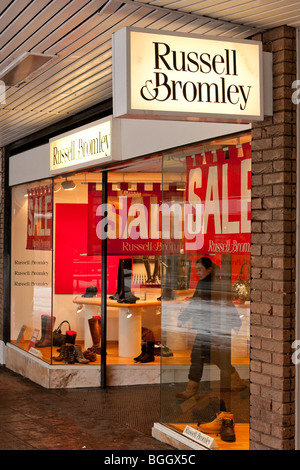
0, 0, 299, 148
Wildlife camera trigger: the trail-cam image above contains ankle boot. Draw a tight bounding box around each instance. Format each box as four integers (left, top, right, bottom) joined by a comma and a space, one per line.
74, 345, 89, 364
197, 411, 235, 435
220, 418, 236, 442
64, 344, 76, 364
176, 380, 199, 400
83, 349, 97, 362
139, 341, 155, 363
88, 316, 101, 354
36, 315, 56, 348
134, 342, 146, 362
52, 344, 67, 362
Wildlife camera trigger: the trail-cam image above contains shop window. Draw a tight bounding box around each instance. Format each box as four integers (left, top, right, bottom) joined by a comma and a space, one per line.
11, 179, 53, 359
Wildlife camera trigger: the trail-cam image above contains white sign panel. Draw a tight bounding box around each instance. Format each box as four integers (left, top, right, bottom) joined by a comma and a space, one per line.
50, 117, 112, 173
113, 27, 264, 123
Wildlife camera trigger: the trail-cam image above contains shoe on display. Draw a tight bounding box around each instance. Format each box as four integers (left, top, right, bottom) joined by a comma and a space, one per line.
176, 380, 199, 400
220, 418, 236, 442
139, 341, 155, 363
74, 345, 90, 364
197, 411, 235, 435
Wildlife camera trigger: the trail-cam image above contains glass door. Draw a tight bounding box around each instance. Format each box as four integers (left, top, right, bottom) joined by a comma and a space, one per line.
160, 133, 251, 450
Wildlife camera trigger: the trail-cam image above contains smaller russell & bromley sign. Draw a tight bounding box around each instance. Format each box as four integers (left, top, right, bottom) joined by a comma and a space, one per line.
50, 117, 112, 173
112, 28, 264, 123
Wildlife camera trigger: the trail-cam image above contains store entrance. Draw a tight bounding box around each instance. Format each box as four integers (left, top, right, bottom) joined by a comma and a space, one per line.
104, 157, 163, 376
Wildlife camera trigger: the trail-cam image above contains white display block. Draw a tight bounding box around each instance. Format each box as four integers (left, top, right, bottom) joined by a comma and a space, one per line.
118, 307, 142, 358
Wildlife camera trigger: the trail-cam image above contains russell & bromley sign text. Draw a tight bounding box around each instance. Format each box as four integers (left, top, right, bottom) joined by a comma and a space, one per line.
113, 28, 263, 122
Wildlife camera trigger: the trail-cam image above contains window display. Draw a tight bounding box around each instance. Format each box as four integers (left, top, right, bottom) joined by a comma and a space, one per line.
11, 180, 53, 359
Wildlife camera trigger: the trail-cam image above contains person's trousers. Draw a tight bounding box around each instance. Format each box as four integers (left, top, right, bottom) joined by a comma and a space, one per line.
188, 334, 235, 383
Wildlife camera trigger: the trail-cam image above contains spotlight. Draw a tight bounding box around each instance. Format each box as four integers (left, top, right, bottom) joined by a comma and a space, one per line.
77, 304, 83, 313
61, 178, 76, 190
126, 310, 132, 319
176, 182, 185, 191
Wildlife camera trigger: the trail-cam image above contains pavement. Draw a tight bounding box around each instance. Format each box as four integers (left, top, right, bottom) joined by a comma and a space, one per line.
0, 366, 175, 451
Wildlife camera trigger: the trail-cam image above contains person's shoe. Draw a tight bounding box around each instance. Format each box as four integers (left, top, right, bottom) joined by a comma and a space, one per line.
197, 412, 234, 435
176, 380, 199, 400
220, 418, 236, 442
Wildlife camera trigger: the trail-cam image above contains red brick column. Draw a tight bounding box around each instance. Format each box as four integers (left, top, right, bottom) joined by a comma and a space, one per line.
250, 26, 297, 450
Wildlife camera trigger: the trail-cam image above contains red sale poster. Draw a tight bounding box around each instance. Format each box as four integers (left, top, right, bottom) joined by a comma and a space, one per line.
26, 184, 53, 251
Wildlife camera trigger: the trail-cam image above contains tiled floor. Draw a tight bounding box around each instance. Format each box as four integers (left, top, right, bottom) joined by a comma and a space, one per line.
0, 367, 174, 451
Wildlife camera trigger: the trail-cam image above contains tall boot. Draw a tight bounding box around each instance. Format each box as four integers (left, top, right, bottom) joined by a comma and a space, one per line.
143, 258, 152, 283
139, 341, 155, 363
88, 316, 101, 354
56, 330, 77, 352
134, 342, 146, 362
176, 380, 199, 400
36, 315, 56, 348
151, 258, 160, 284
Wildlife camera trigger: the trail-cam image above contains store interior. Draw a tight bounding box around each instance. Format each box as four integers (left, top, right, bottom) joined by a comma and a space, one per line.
10, 132, 251, 450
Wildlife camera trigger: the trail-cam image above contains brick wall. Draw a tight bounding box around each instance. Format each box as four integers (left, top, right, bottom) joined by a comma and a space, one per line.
0, 147, 4, 342
250, 26, 297, 450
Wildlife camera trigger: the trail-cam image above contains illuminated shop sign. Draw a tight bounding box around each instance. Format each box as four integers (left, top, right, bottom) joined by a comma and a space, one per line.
27, 184, 52, 251
113, 28, 264, 122
50, 118, 111, 173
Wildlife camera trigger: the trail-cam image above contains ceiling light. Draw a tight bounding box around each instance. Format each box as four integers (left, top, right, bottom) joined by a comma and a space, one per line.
0, 53, 55, 87
61, 178, 76, 190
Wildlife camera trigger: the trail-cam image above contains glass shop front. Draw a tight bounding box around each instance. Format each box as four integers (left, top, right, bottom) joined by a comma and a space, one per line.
10, 130, 251, 450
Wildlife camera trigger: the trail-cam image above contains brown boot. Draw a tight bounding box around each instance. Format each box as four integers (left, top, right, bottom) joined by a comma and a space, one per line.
88, 316, 101, 354
52, 344, 75, 364
36, 315, 55, 348
198, 411, 235, 435
176, 380, 199, 400
220, 418, 236, 442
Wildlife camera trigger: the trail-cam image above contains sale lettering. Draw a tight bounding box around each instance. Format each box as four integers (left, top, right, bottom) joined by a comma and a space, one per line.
89, 144, 251, 254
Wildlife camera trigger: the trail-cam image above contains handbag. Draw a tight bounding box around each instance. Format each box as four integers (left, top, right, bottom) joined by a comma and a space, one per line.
232, 263, 250, 302
53, 320, 71, 347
